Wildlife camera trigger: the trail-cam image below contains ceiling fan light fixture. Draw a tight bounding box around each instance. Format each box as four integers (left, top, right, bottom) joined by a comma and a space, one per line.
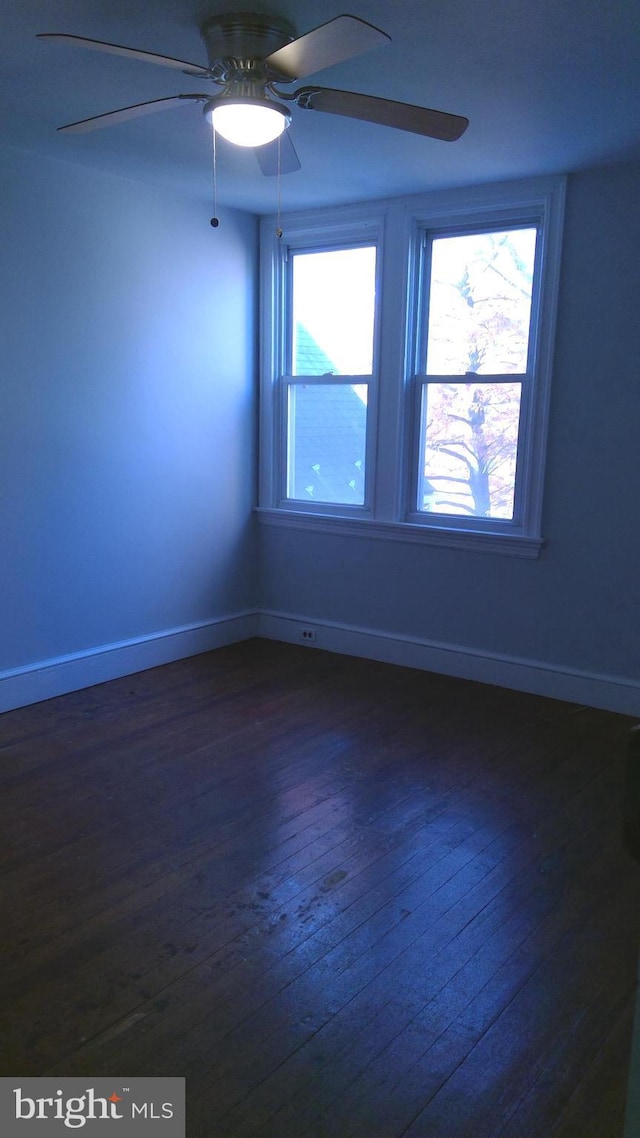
206, 97, 291, 148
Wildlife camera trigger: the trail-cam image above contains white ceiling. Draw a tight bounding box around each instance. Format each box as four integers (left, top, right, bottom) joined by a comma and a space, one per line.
2, 0, 640, 215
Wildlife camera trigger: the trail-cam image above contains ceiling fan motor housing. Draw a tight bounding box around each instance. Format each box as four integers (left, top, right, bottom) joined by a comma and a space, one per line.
200, 11, 296, 74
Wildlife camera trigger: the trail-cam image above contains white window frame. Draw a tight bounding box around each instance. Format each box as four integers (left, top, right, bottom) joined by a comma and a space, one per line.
258, 177, 565, 558
260, 211, 384, 520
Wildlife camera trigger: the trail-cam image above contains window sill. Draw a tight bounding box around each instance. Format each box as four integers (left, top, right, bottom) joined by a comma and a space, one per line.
255, 507, 544, 558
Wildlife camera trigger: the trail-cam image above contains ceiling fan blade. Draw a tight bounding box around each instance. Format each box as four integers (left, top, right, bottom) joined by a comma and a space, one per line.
37, 33, 212, 77
57, 94, 209, 134
294, 86, 469, 141
264, 15, 389, 81
255, 131, 302, 176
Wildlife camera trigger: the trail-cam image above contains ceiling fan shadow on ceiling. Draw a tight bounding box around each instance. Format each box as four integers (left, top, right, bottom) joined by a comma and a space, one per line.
37, 11, 469, 180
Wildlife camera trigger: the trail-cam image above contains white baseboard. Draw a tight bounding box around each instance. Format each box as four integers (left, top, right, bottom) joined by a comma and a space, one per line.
3, 608, 638, 719
258, 610, 640, 717
0, 612, 259, 714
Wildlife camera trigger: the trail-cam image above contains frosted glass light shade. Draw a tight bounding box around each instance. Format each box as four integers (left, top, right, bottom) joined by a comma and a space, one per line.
210, 100, 290, 147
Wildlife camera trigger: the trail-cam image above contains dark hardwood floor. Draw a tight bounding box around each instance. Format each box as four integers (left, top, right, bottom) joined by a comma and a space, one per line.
1, 639, 638, 1137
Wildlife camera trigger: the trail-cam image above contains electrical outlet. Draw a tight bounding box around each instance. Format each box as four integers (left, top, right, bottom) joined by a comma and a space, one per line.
299, 627, 317, 643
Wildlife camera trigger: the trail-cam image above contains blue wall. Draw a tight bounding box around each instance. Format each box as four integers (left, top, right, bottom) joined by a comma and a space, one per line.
258, 160, 640, 699
2, 149, 638, 712
0, 147, 258, 683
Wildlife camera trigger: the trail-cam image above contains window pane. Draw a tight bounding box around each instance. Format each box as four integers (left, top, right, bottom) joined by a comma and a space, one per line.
426, 228, 537, 375
292, 246, 376, 376
420, 382, 522, 520
287, 384, 367, 505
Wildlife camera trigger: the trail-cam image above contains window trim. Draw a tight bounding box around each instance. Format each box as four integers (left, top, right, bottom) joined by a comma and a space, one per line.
255, 505, 544, 558
280, 240, 379, 512
258, 176, 566, 557
407, 219, 541, 531
259, 213, 384, 518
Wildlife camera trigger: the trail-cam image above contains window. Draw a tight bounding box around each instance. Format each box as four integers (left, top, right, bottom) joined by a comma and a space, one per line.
259, 178, 565, 556
412, 226, 537, 527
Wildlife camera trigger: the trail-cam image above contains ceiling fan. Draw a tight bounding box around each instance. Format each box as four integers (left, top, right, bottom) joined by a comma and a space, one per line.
37, 11, 469, 177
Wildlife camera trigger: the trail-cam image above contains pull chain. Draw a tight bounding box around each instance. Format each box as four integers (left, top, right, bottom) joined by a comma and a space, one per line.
210, 127, 219, 228
276, 134, 283, 239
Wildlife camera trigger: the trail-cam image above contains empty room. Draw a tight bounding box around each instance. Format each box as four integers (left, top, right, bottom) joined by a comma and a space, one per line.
1, 1, 640, 1135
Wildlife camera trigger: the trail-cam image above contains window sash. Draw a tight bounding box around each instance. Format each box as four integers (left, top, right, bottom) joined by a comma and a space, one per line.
416, 223, 540, 379
278, 376, 375, 513
285, 242, 378, 379
410, 374, 532, 528
283, 374, 373, 386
